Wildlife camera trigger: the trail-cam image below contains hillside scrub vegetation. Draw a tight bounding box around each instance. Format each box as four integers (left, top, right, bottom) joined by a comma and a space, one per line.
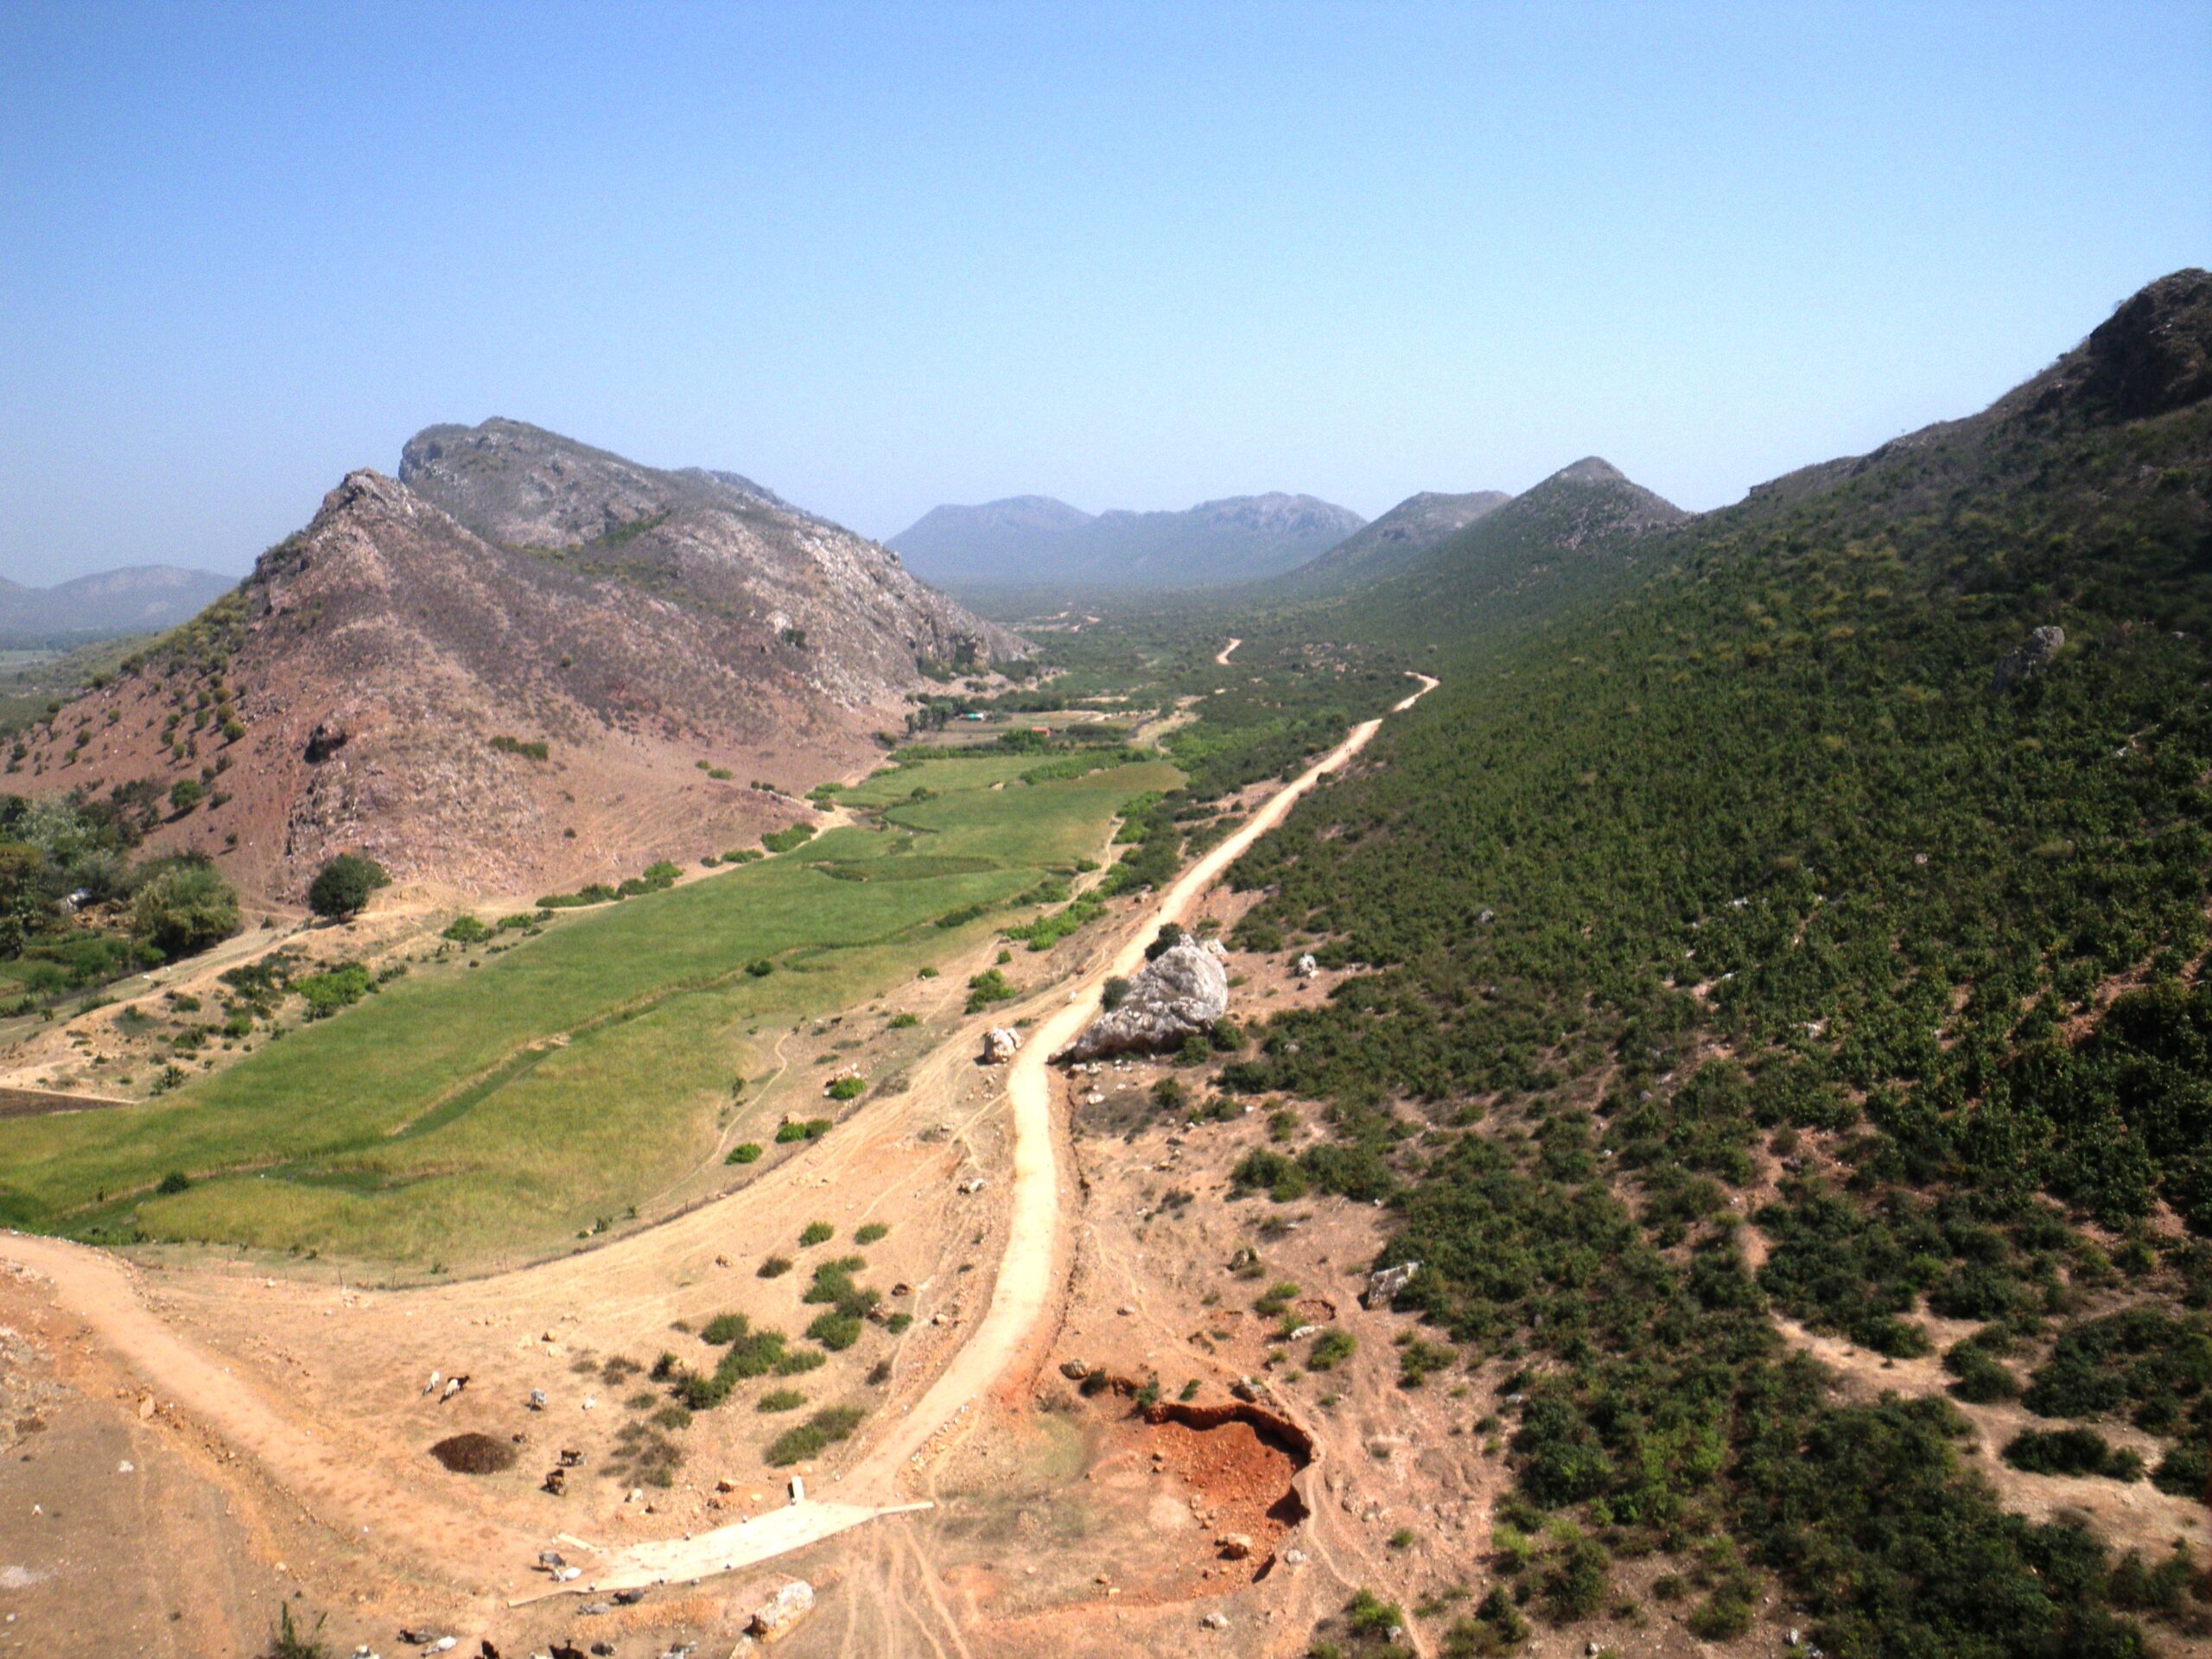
1198, 272, 2212, 1653
0, 792, 242, 1013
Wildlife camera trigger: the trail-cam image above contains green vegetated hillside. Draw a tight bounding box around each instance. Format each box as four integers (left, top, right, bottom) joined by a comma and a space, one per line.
1217, 272, 2212, 1653
0, 752, 1177, 1268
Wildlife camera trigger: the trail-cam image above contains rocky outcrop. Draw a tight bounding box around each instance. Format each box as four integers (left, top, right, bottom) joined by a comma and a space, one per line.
981, 1027, 1021, 1065
21, 423, 1027, 903
748, 1579, 815, 1639
1362, 1262, 1421, 1308
1994, 626, 2065, 694
1052, 940, 1228, 1063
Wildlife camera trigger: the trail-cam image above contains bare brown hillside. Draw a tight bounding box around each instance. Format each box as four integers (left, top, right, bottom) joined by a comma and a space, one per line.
10, 423, 1025, 903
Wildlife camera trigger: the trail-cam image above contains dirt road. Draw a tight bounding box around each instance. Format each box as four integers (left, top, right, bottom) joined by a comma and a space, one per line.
1215, 637, 1241, 664
564, 671, 1439, 1592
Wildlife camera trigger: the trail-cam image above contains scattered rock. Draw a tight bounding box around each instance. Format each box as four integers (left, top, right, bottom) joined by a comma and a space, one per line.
1217, 1533, 1253, 1560
1363, 1262, 1420, 1308
981, 1027, 1021, 1064
1200, 1611, 1230, 1630
1293, 953, 1318, 979
748, 1580, 816, 1640
1993, 625, 2065, 694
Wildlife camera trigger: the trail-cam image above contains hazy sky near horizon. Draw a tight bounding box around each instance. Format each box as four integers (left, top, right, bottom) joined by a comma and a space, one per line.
3, 3, 2207, 583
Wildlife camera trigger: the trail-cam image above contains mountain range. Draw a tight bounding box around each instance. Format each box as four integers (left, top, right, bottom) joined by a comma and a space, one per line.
0, 565, 235, 644
14, 419, 1021, 902
890, 491, 1366, 588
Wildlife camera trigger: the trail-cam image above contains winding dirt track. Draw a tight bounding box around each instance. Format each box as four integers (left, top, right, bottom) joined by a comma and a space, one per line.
1214, 637, 1242, 664
3, 666, 1439, 1606
569, 668, 1438, 1591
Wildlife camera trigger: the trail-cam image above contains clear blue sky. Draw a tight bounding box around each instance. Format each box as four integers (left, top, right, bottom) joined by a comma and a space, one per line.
3, 2, 2207, 582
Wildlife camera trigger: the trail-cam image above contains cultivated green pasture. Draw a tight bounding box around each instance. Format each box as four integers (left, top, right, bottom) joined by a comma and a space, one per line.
0, 757, 1178, 1268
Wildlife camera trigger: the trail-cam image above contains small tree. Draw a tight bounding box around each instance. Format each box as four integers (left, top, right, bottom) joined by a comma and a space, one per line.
307, 853, 389, 920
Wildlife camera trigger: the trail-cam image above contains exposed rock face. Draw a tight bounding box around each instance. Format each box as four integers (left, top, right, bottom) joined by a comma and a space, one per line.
399, 419, 1025, 696
1052, 940, 1228, 1062
1994, 625, 2066, 694
18, 424, 1026, 903
981, 1027, 1021, 1065
2065, 267, 2212, 422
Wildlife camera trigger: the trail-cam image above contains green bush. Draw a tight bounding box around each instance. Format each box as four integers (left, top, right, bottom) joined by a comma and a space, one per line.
306, 853, 389, 920
2002, 1427, 2145, 1481
799, 1220, 834, 1246
130, 858, 240, 960
727, 1142, 763, 1164
764, 1404, 864, 1466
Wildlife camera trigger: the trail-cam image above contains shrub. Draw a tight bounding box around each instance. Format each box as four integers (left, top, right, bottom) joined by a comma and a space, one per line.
1308, 1329, 1357, 1370
761, 823, 817, 855
799, 1221, 834, 1247
964, 969, 1016, 1012
1101, 975, 1132, 1011
307, 853, 389, 920
757, 1389, 806, 1413
727, 1142, 763, 1165
806, 1311, 862, 1350
764, 1404, 864, 1466
855, 1222, 889, 1244
168, 779, 204, 814
130, 858, 241, 960
2002, 1427, 2145, 1481
1542, 1536, 1611, 1621
1345, 1591, 1404, 1638
442, 915, 491, 944
746, 958, 774, 976
156, 1169, 191, 1195
827, 1075, 865, 1101
758, 1254, 792, 1278
265, 1602, 329, 1659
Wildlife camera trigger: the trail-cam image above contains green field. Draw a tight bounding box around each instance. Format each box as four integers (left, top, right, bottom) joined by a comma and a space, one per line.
0, 755, 1176, 1268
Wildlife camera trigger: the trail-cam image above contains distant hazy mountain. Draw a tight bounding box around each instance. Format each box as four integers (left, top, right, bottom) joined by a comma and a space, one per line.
891, 492, 1365, 588
1281, 489, 1512, 594
0, 565, 234, 641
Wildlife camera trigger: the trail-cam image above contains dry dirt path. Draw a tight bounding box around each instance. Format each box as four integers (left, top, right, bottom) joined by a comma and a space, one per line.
1214, 636, 1241, 664
562, 671, 1440, 1593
